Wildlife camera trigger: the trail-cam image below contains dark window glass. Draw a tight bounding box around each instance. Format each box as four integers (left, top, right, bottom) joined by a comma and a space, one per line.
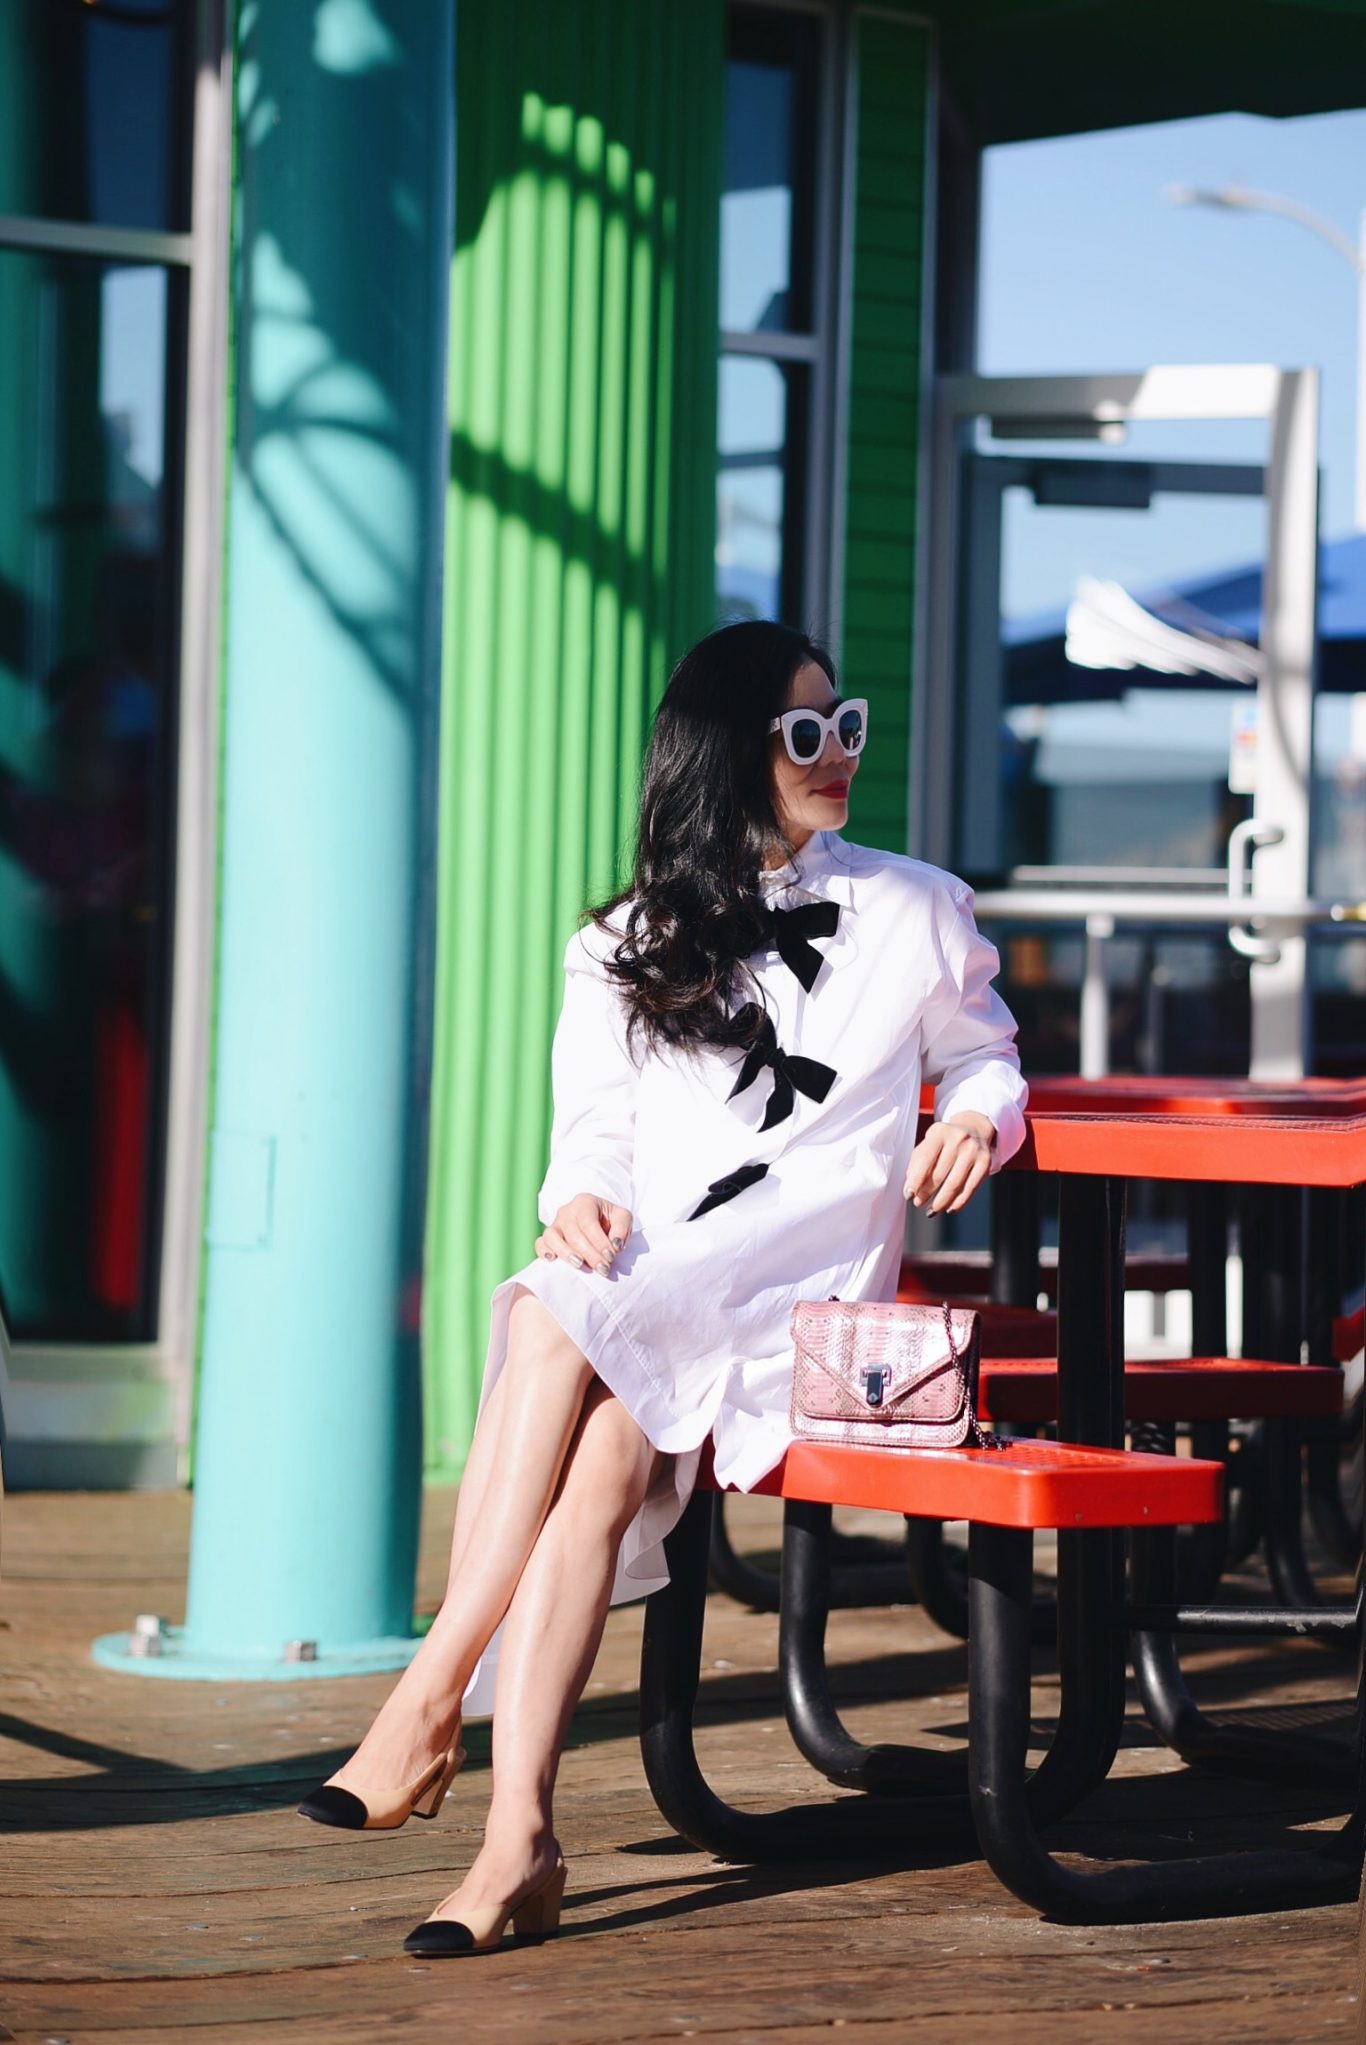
0, 1, 192, 232
716, 354, 809, 623
0, 249, 180, 1339
720, 9, 819, 336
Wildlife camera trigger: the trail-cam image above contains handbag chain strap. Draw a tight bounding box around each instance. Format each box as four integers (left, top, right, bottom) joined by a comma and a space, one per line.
940, 1300, 1008, 1453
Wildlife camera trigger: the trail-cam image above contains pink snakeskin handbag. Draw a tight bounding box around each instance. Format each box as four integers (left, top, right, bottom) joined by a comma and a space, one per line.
789, 1297, 1005, 1451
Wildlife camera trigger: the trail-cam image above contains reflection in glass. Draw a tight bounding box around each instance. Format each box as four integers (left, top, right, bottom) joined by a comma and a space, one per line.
0, 251, 177, 1338
1002, 928, 1251, 1078
952, 465, 1284, 1074
958, 478, 1269, 878
1311, 692, 1366, 1069
720, 11, 818, 335
0, 1, 190, 232
717, 354, 805, 623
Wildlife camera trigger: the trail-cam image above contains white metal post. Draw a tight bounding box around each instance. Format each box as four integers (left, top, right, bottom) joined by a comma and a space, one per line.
1080, 913, 1114, 1080
1357, 210, 1366, 532
1250, 368, 1320, 1079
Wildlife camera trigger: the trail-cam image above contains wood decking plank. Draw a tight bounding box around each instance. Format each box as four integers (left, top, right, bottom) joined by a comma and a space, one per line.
0, 1488, 1356, 2041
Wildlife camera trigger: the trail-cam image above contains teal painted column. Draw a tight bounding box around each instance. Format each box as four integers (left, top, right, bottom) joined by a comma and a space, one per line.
96, 0, 454, 1679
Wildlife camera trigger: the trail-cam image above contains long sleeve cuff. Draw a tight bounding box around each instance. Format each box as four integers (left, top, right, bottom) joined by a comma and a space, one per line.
935, 1062, 1028, 1172
538, 1153, 636, 1227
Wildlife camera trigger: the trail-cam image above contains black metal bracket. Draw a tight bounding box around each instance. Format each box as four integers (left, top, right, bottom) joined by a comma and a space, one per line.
709, 1492, 914, 1613
968, 1520, 1363, 1922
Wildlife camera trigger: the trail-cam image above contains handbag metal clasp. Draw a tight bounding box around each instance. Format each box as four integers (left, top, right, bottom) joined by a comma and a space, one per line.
862, 1367, 889, 1409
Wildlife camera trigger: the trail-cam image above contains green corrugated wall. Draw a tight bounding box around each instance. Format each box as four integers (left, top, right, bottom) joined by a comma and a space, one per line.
841, 11, 932, 854
422, 0, 725, 1478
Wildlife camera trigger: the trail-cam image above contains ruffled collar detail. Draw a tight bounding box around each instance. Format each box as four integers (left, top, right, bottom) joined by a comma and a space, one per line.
757, 830, 856, 907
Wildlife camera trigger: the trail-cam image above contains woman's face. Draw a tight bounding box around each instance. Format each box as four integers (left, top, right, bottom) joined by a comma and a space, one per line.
769, 660, 859, 852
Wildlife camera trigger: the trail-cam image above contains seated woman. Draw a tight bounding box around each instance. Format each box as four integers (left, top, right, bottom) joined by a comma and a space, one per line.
298, 619, 1027, 1955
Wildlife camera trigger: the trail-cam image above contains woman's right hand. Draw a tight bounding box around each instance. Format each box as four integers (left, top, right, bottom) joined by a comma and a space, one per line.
536, 1194, 633, 1276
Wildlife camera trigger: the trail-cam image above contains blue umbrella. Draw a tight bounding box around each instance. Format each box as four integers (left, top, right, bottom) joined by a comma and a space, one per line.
1003, 533, 1366, 701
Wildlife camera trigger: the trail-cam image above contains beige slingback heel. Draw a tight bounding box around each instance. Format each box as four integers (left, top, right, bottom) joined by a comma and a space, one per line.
297, 1728, 466, 1831
402, 1857, 568, 1957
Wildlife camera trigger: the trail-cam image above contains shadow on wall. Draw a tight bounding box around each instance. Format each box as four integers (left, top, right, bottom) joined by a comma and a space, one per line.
205, 0, 460, 1527
421, 0, 723, 1479
222, 0, 721, 1483
234, 0, 446, 711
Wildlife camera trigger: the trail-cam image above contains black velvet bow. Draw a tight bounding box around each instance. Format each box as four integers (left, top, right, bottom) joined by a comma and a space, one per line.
757, 899, 840, 993
726, 1004, 838, 1130
687, 1160, 770, 1220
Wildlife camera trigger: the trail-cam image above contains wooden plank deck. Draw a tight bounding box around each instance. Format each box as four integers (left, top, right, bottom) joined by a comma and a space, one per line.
0, 1486, 1360, 2044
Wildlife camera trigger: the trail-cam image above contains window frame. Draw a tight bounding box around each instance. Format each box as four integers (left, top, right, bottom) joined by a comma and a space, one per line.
0, 0, 230, 1472
719, 0, 853, 641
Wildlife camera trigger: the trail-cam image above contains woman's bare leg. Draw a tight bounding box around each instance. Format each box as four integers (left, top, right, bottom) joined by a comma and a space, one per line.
329, 1287, 596, 1797
421, 1380, 660, 1922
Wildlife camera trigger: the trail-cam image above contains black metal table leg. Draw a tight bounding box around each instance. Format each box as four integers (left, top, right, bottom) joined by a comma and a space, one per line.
991, 1173, 1041, 1307
1306, 1183, 1361, 1571
903, 1515, 1058, 1647
643, 1483, 1136, 1857
710, 1492, 915, 1612
781, 1500, 968, 1795
1037, 1175, 1128, 1804
1131, 1509, 1356, 1789
1243, 1185, 1324, 1610
640, 1491, 976, 1861
1183, 1182, 1231, 1598
782, 1495, 1127, 1821
968, 1519, 1363, 1923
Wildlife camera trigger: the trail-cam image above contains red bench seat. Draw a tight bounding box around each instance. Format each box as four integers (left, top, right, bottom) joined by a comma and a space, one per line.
979, 1356, 1344, 1426
898, 1250, 1191, 1303
697, 1436, 1222, 1530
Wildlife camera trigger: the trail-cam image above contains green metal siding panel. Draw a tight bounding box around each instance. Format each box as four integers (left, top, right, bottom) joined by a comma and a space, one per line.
841, 13, 931, 857
422, 0, 723, 1479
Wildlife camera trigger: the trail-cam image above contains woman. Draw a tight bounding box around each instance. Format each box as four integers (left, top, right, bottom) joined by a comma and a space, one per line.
298, 620, 1027, 1954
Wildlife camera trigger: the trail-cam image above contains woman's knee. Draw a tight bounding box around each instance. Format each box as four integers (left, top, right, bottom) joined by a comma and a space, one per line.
558, 1381, 657, 1531
504, 1289, 593, 1390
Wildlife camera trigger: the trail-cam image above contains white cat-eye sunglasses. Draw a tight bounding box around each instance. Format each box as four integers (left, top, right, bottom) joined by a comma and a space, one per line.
768, 698, 869, 766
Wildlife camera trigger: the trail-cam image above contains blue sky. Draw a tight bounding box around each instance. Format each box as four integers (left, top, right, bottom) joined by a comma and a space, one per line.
979, 106, 1366, 618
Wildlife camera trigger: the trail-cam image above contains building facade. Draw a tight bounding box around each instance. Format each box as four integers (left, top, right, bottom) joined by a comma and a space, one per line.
2, 0, 1363, 1496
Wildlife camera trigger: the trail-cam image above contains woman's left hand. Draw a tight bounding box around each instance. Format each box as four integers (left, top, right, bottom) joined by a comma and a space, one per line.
904, 1113, 996, 1215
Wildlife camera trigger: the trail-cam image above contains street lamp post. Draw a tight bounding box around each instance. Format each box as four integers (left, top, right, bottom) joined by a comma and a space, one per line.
1165, 181, 1366, 529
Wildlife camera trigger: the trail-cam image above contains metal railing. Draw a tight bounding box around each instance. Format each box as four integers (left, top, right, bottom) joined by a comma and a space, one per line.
972, 883, 1366, 1079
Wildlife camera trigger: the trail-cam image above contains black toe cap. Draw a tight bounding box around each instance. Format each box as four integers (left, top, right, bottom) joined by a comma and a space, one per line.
402, 1918, 477, 1956
296, 1785, 369, 1829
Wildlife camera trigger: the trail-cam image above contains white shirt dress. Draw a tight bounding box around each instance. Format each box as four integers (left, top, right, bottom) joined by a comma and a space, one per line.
461, 831, 1027, 1717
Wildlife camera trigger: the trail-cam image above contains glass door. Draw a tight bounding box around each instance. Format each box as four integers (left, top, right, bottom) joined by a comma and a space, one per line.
0, 0, 229, 1483
923, 368, 1322, 1079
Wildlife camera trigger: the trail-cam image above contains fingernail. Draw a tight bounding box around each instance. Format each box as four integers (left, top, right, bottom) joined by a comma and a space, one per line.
572, 1255, 586, 1269
596, 1261, 611, 1276
609, 1235, 625, 1249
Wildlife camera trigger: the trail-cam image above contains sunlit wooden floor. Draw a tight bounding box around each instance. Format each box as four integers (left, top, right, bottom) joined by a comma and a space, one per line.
1, 1484, 1359, 2043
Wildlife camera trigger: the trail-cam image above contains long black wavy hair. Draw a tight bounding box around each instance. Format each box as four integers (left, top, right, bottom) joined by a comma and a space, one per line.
590, 619, 837, 1056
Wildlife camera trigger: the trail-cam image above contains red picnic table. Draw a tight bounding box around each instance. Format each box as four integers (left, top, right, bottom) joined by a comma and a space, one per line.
966, 1081, 1364, 1918
640, 1085, 1364, 1922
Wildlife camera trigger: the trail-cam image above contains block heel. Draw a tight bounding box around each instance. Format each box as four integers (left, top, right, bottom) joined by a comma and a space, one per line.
402, 1856, 568, 1957
297, 1725, 465, 1832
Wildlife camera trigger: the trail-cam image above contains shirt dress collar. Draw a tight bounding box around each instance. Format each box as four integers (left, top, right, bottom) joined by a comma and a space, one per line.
756, 830, 859, 979
758, 829, 857, 910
